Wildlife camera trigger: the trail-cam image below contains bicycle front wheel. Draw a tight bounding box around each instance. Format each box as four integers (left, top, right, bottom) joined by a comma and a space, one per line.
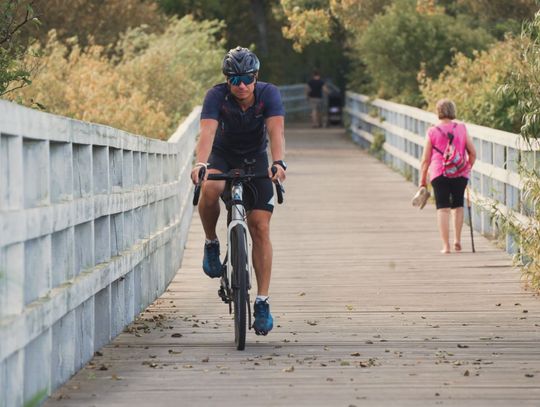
231, 224, 249, 350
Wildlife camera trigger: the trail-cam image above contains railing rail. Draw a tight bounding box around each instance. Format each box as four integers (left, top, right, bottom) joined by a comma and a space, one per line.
279, 84, 310, 115
0, 100, 200, 406
0, 83, 308, 406
346, 92, 540, 250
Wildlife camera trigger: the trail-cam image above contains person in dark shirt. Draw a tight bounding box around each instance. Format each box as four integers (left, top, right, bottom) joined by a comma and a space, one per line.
190, 46, 286, 336
306, 70, 328, 128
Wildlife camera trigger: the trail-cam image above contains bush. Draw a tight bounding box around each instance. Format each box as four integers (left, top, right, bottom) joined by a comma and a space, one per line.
356, 0, 493, 106
7, 17, 225, 139
420, 36, 523, 132
0, 0, 40, 95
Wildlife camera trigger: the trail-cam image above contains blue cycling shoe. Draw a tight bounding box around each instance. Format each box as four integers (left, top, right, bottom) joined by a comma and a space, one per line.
202, 241, 222, 278
252, 299, 273, 335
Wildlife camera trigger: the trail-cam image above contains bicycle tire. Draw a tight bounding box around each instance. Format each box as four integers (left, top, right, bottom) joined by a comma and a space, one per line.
231, 224, 248, 350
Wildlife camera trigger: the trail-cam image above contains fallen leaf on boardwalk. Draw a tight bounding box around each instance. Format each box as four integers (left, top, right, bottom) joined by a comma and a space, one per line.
183, 364, 193, 368
111, 375, 122, 380
168, 349, 182, 354
202, 357, 209, 363
283, 366, 295, 373
171, 333, 183, 338
495, 303, 501, 307
298, 292, 306, 296
457, 344, 469, 348
464, 370, 470, 376
326, 377, 334, 382
358, 358, 379, 368
346, 305, 354, 311
149, 355, 157, 358
350, 352, 361, 357
340, 361, 350, 366
99, 365, 108, 371
365, 340, 373, 345
525, 374, 535, 378
307, 320, 318, 326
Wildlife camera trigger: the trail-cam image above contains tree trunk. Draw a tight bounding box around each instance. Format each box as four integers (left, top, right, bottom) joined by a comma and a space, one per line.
250, 0, 268, 57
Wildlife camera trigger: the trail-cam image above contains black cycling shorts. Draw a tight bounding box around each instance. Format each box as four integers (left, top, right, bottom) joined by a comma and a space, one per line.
208, 151, 274, 213
431, 175, 468, 209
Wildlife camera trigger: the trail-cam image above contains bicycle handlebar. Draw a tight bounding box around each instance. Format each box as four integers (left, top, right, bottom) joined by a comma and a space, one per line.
193, 166, 285, 206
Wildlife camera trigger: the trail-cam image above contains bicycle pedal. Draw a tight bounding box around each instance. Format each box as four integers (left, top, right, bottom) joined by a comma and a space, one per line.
217, 286, 230, 304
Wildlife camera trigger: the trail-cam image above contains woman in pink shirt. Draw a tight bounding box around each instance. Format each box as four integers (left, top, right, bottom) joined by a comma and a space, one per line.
419, 99, 477, 253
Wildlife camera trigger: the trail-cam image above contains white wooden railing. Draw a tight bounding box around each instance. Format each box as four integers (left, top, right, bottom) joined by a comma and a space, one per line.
346, 92, 540, 252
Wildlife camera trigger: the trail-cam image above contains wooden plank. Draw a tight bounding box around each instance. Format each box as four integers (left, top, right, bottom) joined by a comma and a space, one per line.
45, 126, 540, 407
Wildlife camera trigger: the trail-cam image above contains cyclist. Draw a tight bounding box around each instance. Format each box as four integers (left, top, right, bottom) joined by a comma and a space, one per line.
190, 46, 286, 336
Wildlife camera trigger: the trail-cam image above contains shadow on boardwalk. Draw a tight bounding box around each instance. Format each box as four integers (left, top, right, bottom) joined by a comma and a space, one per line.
46, 126, 540, 407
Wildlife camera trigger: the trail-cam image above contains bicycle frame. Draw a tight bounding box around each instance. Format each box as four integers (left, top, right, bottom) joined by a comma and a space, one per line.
226, 182, 252, 294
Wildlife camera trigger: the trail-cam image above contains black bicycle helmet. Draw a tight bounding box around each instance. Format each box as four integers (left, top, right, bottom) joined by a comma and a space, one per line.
222, 46, 260, 76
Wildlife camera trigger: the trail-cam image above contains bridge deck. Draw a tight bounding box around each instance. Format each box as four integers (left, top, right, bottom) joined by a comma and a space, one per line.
46, 126, 540, 406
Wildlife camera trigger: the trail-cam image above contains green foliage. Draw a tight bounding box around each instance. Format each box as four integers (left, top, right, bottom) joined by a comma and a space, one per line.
503, 12, 540, 142
356, 0, 494, 106
7, 17, 225, 139
456, 0, 538, 39
421, 36, 523, 132
156, 0, 223, 19
0, 0, 40, 95
24, 389, 48, 407
492, 166, 540, 291
157, 0, 349, 89
369, 128, 385, 159
118, 17, 225, 128
32, 0, 164, 48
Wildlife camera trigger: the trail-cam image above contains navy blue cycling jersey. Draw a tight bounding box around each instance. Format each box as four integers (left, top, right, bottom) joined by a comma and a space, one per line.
200, 81, 285, 156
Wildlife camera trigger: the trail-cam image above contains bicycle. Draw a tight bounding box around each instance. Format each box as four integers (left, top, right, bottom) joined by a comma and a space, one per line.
193, 159, 284, 350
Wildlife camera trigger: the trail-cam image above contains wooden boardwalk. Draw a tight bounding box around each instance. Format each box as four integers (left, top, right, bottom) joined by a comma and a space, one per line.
46, 126, 540, 406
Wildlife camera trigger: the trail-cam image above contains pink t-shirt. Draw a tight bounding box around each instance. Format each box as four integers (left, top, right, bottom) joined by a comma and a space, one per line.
428, 121, 470, 181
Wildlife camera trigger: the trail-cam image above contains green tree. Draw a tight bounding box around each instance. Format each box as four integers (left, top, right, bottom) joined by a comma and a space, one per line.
357, 0, 493, 106
32, 0, 164, 47
503, 11, 540, 141
421, 36, 523, 132
7, 17, 225, 139
156, 0, 349, 87
0, 0, 39, 95
457, 0, 538, 38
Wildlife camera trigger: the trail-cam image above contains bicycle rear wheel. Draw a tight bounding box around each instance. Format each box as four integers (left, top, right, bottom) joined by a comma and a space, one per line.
231, 224, 249, 350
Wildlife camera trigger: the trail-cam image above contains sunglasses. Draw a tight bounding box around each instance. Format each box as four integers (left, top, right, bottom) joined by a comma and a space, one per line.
228, 74, 256, 86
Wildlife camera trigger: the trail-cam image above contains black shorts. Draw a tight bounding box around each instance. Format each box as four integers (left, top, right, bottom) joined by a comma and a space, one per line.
208, 151, 274, 213
431, 175, 468, 209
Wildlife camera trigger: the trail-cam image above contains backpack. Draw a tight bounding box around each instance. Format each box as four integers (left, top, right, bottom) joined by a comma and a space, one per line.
432, 123, 468, 178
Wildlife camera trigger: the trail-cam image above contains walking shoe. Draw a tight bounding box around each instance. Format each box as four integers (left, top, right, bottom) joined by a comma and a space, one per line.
411, 186, 430, 209
252, 299, 273, 335
202, 241, 222, 278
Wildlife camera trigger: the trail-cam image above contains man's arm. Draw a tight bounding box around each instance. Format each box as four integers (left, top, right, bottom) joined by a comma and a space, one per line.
266, 115, 286, 181
191, 118, 218, 184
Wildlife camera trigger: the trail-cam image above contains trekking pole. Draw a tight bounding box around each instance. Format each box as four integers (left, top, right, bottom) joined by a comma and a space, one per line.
466, 186, 476, 253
